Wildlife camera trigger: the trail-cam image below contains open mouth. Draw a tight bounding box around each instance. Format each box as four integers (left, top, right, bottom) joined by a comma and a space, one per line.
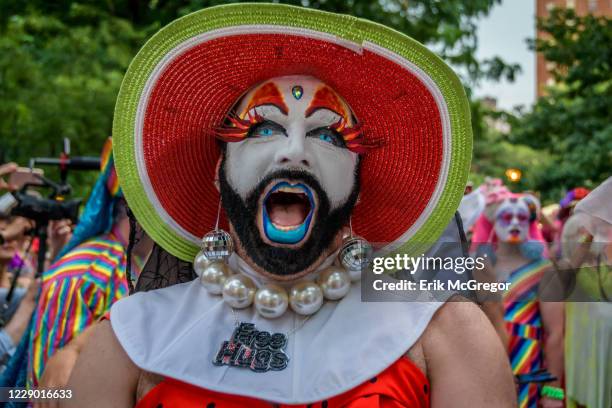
507, 228, 522, 242
262, 181, 315, 244
509, 228, 521, 237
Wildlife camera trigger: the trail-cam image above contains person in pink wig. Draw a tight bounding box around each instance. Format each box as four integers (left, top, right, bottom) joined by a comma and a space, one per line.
472, 193, 565, 408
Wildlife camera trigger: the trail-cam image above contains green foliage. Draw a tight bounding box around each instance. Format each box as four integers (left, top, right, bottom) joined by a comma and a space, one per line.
0, 6, 148, 195
510, 8, 612, 202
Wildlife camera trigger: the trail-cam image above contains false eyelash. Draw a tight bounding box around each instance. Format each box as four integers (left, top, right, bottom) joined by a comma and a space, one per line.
329, 119, 384, 154
214, 110, 264, 142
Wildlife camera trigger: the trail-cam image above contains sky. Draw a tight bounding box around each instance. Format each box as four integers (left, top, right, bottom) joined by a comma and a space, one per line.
474, 0, 536, 111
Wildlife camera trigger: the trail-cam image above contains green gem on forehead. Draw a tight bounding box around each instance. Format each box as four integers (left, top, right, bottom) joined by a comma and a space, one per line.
291, 85, 303, 100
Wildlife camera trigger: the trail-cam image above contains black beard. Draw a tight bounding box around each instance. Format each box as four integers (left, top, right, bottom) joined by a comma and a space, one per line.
218, 156, 360, 277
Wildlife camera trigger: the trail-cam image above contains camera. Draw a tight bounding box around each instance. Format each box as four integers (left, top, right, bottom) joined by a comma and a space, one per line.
9, 191, 81, 224
0, 172, 82, 225
0, 141, 98, 224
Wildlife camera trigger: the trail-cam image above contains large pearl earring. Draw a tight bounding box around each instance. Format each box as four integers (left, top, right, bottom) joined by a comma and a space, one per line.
254, 284, 289, 319
289, 282, 323, 316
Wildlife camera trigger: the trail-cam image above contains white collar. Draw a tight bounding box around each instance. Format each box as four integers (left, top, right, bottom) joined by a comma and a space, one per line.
111, 278, 440, 404
110, 218, 466, 404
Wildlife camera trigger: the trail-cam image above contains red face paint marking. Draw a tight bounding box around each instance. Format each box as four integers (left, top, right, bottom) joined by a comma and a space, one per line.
241, 82, 289, 117
305, 86, 350, 122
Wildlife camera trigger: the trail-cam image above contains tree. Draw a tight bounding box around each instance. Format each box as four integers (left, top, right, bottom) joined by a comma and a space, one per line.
509, 8, 612, 201
0, 5, 148, 195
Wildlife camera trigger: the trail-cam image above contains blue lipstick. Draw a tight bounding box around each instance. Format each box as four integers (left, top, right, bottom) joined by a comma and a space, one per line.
262, 182, 315, 244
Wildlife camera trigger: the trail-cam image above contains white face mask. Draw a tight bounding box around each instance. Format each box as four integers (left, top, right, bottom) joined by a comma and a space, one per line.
221, 75, 359, 246
494, 198, 530, 244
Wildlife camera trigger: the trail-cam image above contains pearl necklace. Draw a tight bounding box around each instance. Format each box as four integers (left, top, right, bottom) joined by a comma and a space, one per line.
193, 230, 372, 319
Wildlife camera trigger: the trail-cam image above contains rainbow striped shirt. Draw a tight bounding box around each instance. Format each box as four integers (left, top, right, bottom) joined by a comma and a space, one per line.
503, 258, 550, 408
27, 232, 127, 387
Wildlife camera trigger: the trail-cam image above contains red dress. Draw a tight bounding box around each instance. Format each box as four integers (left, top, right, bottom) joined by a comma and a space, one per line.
136, 357, 429, 408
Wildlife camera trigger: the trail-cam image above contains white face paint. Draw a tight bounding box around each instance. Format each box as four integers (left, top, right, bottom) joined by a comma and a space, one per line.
494, 198, 530, 244
223, 76, 359, 246
225, 76, 358, 206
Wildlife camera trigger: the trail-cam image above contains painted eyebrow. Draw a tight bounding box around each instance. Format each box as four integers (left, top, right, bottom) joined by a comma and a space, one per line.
244, 82, 289, 115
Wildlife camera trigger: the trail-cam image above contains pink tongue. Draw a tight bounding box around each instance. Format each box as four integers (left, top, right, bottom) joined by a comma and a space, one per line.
269, 203, 306, 227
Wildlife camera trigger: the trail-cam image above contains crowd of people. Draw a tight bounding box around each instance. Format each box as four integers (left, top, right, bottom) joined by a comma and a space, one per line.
0, 140, 150, 403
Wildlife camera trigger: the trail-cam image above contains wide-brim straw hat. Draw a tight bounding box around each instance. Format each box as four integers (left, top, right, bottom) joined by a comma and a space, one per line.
113, 3, 472, 261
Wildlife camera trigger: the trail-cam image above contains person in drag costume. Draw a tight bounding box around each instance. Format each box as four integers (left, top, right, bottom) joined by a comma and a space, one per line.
64, 4, 516, 408
472, 194, 565, 408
